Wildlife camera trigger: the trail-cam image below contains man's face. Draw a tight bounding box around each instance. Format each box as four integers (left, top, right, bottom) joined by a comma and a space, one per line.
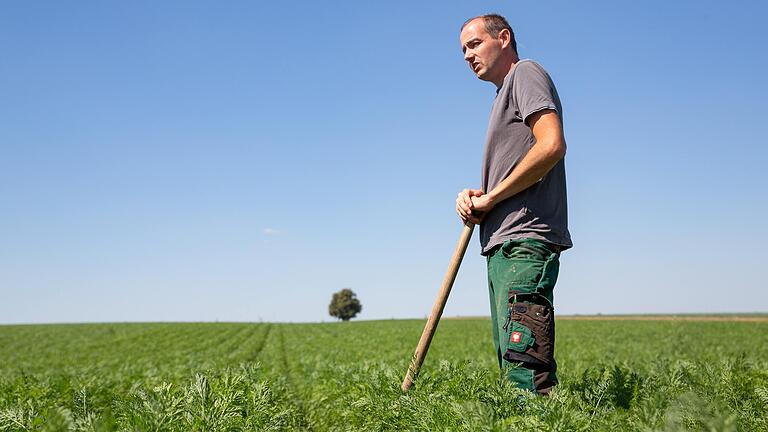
460, 19, 505, 83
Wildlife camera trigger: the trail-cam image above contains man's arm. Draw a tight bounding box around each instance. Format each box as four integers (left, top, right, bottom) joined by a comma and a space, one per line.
457, 109, 565, 220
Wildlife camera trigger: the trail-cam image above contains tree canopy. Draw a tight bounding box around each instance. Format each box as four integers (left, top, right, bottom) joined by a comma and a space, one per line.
328, 288, 362, 321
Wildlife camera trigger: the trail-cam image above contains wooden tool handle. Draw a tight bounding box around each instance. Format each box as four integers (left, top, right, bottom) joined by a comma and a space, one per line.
401, 221, 475, 392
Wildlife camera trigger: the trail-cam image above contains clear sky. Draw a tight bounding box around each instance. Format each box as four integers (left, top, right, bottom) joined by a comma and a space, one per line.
2, 0, 767, 324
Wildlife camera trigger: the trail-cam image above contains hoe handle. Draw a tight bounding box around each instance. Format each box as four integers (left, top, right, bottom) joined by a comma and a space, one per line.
401, 221, 475, 392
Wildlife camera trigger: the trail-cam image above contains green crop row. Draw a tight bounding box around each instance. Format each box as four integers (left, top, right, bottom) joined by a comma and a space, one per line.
0, 320, 766, 431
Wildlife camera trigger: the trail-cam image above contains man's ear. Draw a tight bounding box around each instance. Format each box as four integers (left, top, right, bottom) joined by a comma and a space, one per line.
498, 28, 511, 49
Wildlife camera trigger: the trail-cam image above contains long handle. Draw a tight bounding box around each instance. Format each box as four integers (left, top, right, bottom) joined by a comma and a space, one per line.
401, 221, 475, 392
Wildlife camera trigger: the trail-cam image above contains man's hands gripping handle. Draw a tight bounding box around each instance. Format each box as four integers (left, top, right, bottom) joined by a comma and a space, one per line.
456, 189, 496, 225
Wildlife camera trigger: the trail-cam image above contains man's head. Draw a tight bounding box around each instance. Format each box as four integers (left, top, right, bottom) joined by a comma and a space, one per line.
460, 14, 518, 87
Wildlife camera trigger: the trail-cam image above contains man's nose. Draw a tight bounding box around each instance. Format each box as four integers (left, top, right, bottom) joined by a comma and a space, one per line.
464, 50, 474, 62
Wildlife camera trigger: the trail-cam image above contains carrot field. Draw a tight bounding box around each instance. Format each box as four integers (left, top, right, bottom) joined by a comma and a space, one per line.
1, 318, 767, 431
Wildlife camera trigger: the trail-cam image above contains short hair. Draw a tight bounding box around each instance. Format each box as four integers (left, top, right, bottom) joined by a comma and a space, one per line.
461, 14, 517, 53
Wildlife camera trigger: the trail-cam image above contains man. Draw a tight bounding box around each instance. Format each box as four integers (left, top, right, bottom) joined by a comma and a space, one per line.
456, 14, 573, 395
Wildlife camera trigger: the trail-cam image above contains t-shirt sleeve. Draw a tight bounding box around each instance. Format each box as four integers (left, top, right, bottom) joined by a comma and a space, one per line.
512, 61, 558, 124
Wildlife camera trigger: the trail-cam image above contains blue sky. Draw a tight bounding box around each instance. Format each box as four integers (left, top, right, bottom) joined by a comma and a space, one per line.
1, 0, 766, 323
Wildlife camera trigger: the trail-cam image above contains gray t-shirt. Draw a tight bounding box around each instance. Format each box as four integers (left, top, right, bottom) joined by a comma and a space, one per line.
479, 59, 573, 255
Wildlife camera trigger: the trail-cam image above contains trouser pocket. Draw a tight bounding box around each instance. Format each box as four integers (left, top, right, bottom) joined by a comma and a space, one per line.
503, 298, 555, 371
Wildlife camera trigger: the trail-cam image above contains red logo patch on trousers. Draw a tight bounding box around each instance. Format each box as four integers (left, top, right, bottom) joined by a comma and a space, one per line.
511, 331, 522, 343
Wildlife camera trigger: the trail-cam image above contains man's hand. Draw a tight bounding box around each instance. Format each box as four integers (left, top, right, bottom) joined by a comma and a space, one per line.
470, 194, 495, 214
456, 188, 486, 224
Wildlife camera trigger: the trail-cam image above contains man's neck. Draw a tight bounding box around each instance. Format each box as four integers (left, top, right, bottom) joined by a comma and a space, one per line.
493, 54, 520, 89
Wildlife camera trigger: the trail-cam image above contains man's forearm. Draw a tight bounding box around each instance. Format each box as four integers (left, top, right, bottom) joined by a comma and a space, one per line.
484, 109, 566, 207
469, 109, 566, 214
486, 139, 565, 206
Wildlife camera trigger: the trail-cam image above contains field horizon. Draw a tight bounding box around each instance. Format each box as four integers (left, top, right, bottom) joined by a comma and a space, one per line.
2, 312, 768, 327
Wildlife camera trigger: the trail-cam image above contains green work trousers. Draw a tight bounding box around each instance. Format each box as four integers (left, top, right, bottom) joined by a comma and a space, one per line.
487, 238, 560, 394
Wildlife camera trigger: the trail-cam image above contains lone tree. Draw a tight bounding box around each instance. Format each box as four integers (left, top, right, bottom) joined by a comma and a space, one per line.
328, 288, 362, 321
